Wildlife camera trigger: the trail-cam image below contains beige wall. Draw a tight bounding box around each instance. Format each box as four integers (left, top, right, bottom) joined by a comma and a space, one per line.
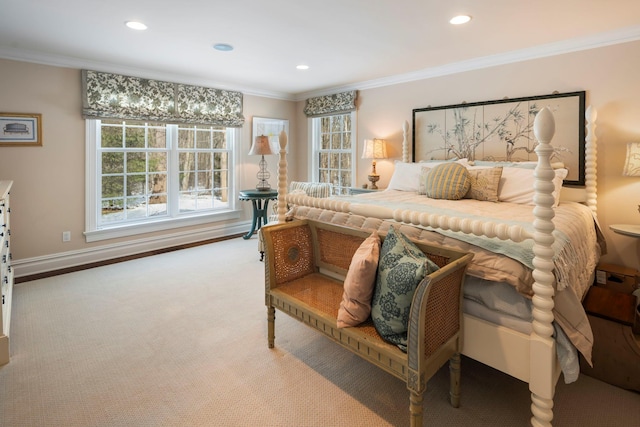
294, 40, 640, 271
0, 59, 295, 272
2, 39, 640, 274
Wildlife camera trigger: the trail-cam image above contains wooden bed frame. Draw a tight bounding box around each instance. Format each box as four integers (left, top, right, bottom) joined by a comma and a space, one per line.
272, 106, 598, 427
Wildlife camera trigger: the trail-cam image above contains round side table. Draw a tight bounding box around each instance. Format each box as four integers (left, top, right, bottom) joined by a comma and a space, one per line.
239, 189, 278, 240
610, 224, 640, 238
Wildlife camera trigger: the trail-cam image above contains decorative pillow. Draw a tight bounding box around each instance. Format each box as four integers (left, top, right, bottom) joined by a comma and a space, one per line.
417, 166, 431, 195
337, 232, 381, 328
289, 181, 332, 198
498, 167, 568, 207
424, 163, 471, 200
418, 160, 469, 195
465, 167, 503, 202
387, 162, 425, 192
371, 226, 439, 351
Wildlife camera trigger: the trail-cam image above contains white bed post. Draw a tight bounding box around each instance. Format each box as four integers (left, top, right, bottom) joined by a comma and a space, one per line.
585, 106, 598, 214
403, 120, 411, 162
530, 107, 558, 427
277, 129, 288, 223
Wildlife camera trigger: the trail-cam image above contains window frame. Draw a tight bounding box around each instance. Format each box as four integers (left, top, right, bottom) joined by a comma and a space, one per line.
309, 111, 357, 195
84, 120, 241, 243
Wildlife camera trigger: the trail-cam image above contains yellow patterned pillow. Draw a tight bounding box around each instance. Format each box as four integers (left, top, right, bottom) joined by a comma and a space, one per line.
465, 167, 503, 202
424, 163, 470, 200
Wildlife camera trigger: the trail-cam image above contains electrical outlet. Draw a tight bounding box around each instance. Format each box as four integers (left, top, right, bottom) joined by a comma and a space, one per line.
62, 231, 71, 242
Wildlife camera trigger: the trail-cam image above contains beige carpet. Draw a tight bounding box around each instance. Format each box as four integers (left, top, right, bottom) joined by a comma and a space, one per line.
1, 236, 638, 426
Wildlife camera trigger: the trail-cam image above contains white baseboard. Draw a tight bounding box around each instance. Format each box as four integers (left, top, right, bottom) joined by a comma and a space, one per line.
13, 221, 253, 278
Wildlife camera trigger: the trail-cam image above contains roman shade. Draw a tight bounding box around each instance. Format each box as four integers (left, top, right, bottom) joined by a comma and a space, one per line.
303, 90, 357, 117
81, 70, 245, 127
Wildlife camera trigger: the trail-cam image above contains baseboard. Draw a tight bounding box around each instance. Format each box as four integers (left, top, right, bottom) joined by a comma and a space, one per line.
13, 220, 253, 281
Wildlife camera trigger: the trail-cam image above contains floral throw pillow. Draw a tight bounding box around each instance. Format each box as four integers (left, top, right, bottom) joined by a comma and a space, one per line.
465, 167, 503, 202
370, 226, 439, 351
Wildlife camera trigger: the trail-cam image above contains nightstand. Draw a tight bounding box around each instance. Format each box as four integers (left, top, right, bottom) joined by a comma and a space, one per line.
610, 224, 640, 238
238, 189, 278, 240
349, 187, 382, 195
580, 285, 640, 392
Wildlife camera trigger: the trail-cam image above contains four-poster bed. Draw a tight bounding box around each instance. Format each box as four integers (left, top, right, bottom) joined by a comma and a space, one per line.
269, 104, 603, 427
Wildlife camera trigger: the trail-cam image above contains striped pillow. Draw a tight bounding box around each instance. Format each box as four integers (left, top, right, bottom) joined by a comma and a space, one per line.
289, 181, 332, 198
425, 163, 470, 200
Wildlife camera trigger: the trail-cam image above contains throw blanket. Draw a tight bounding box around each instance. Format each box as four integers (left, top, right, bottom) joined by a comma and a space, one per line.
290, 190, 606, 371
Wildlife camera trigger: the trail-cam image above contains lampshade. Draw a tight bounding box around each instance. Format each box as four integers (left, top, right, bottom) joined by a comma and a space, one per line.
249, 135, 273, 190
362, 138, 388, 159
362, 138, 387, 190
249, 135, 273, 156
623, 142, 640, 176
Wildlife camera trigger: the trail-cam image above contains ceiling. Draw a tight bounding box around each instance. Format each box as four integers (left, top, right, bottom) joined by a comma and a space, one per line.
1, 0, 640, 100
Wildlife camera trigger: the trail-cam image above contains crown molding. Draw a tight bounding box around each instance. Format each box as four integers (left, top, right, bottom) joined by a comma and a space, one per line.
2, 24, 639, 103
293, 24, 640, 101
0, 47, 296, 101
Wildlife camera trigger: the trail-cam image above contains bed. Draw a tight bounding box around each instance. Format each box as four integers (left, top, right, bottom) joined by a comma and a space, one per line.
272, 105, 603, 427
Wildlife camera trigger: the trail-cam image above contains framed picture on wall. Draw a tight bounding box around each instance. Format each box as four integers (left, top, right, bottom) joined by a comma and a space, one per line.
252, 116, 289, 153
412, 91, 586, 185
0, 113, 42, 147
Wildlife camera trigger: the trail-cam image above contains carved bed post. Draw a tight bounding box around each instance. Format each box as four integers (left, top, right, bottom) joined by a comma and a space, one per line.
277, 129, 288, 223
585, 106, 598, 215
530, 107, 557, 427
403, 120, 411, 162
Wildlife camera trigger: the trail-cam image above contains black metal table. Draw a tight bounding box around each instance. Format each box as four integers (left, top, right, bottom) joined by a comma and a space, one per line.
238, 189, 278, 240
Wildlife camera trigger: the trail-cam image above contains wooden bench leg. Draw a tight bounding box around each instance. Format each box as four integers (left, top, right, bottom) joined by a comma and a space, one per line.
449, 352, 461, 408
409, 390, 424, 427
267, 306, 275, 348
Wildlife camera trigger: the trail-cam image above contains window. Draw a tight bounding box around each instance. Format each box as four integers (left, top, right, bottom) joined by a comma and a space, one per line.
311, 112, 356, 195
85, 120, 239, 242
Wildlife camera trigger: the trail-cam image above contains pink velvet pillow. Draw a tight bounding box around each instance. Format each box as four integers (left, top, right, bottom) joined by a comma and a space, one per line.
336, 232, 381, 328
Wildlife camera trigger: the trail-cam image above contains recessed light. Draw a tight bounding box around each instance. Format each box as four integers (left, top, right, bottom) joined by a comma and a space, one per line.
125, 21, 147, 31
296, 64, 309, 70
213, 43, 234, 52
449, 15, 471, 25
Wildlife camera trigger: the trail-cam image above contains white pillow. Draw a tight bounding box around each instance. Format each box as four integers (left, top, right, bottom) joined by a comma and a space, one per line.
387, 161, 426, 192
498, 167, 567, 207
388, 159, 467, 192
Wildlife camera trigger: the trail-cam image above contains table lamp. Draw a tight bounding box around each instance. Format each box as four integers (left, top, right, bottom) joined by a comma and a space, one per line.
623, 142, 640, 177
623, 141, 640, 214
362, 138, 388, 189
249, 135, 274, 190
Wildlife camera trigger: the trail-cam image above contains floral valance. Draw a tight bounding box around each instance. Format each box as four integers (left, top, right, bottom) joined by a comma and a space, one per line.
303, 90, 357, 117
81, 70, 245, 127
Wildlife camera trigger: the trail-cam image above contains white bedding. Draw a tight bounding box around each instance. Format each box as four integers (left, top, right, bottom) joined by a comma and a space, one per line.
290, 191, 605, 380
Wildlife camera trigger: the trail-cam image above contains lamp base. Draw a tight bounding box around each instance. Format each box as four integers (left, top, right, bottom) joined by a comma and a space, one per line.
256, 155, 271, 191
256, 182, 271, 191
367, 174, 380, 190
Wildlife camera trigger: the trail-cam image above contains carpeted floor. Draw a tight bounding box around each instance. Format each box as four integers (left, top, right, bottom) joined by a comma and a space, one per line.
0, 236, 638, 426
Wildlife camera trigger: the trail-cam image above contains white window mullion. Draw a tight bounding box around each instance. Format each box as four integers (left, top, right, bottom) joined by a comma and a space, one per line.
85, 120, 99, 233
85, 120, 241, 242
167, 124, 180, 217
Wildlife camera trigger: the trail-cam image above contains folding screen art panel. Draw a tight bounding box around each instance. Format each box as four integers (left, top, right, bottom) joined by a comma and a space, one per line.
413, 91, 585, 185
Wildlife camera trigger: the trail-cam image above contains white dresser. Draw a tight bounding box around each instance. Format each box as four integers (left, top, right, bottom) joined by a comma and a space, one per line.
0, 180, 13, 365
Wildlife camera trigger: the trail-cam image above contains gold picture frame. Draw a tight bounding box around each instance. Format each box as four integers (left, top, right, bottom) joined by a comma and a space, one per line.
0, 113, 42, 147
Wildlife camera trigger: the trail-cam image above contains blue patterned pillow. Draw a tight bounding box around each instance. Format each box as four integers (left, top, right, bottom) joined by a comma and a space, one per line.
371, 226, 440, 351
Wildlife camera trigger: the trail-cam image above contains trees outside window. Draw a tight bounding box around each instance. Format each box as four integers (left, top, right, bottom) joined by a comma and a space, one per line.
311, 112, 355, 195
86, 120, 238, 241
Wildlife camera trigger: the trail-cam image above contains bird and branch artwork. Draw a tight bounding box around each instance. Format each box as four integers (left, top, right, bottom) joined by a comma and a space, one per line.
413, 91, 585, 185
